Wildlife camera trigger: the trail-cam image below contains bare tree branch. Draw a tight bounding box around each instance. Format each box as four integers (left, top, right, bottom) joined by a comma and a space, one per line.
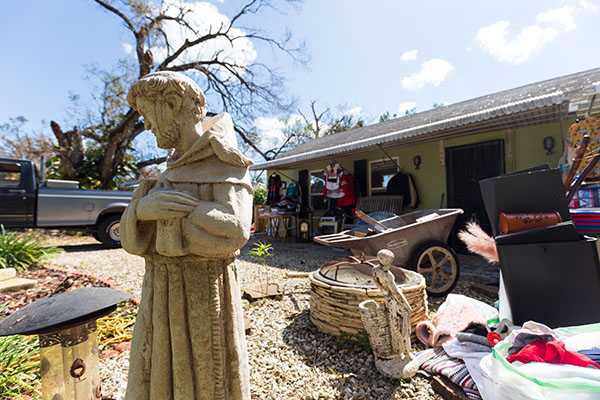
48, 0, 305, 187
94, 0, 136, 34
137, 156, 167, 169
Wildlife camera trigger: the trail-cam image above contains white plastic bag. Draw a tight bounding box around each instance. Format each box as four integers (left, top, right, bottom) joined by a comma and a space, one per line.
478, 322, 600, 400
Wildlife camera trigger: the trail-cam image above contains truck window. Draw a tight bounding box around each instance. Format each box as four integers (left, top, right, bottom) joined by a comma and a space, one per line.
0, 162, 21, 187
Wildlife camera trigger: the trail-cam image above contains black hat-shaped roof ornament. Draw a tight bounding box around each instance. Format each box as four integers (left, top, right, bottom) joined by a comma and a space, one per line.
0, 287, 132, 400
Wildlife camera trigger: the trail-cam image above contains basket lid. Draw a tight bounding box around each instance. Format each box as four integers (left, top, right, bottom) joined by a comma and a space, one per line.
315, 254, 408, 288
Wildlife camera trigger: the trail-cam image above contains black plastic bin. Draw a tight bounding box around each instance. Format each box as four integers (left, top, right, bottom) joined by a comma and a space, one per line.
480, 166, 600, 327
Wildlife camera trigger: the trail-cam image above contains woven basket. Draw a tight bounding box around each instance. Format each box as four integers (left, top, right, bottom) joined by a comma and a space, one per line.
308, 268, 427, 338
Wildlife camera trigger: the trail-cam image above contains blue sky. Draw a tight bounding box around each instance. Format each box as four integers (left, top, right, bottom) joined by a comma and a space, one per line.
1, 0, 599, 160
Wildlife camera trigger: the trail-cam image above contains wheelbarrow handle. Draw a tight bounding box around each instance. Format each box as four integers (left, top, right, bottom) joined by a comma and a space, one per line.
355, 210, 389, 233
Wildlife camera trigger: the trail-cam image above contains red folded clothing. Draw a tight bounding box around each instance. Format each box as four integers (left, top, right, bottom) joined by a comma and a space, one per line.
507, 340, 600, 369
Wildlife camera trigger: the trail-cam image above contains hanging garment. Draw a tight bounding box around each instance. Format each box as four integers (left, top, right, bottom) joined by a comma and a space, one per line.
267, 173, 281, 206
408, 174, 418, 207
338, 173, 356, 207
285, 182, 298, 199
386, 171, 419, 208
323, 162, 344, 198
323, 162, 342, 190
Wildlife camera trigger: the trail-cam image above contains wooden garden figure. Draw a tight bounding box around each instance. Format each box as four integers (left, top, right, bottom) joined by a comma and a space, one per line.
121, 71, 253, 400
359, 249, 418, 379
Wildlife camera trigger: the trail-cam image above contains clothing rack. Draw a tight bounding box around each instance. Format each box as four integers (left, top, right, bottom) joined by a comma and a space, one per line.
330, 159, 351, 174
272, 170, 299, 184
377, 144, 403, 172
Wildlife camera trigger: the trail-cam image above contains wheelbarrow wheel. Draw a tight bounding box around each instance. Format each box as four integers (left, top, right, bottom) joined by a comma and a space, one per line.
411, 241, 460, 297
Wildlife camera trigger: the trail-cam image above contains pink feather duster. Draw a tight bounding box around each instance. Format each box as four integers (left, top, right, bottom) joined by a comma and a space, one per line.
457, 221, 499, 263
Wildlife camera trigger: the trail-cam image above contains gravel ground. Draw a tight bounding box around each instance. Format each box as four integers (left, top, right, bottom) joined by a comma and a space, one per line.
41, 232, 497, 400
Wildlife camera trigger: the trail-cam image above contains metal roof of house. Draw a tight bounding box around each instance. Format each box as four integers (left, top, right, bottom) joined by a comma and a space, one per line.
251, 67, 600, 171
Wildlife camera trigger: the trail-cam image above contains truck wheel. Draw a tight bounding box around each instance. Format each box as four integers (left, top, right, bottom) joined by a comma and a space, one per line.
411, 241, 460, 297
97, 214, 122, 248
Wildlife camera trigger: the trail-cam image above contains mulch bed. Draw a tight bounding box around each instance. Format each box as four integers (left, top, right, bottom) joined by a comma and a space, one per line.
0, 266, 119, 319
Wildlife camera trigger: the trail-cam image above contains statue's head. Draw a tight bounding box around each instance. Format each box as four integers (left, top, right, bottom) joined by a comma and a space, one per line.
127, 71, 207, 149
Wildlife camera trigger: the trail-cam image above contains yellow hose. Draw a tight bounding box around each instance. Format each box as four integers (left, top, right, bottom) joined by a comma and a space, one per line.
97, 313, 136, 349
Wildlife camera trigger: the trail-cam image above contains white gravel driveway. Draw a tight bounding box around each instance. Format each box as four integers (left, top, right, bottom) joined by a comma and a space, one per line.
43, 233, 494, 399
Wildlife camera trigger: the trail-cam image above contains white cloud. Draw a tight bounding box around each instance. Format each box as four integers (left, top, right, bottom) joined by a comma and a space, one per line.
254, 117, 287, 152
122, 43, 134, 54
151, 0, 256, 79
536, 6, 576, 31
251, 115, 310, 161
566, 0, 599, 12
401, 59, 454, 90
476, 2, 596, 64
400, 49, 418, 61
476, 21, 559, 64
398, 102, 417, 115
343, 106, 363, 117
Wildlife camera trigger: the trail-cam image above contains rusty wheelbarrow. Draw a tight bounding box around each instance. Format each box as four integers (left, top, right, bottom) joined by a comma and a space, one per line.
313, 208, 464, 296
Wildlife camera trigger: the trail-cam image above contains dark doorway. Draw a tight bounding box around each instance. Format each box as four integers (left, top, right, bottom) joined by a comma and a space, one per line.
446, 139, 505, 251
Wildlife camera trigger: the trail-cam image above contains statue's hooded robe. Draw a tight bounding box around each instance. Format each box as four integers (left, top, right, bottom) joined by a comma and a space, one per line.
122, 113, 253, 400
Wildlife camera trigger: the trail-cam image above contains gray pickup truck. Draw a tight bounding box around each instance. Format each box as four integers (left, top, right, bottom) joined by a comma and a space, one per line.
0, 158, 132, 247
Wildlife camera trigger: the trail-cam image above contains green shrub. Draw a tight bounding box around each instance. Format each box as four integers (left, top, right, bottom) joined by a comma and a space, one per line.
0, 306, 40, 398
253, 187, 267, 205
0, 226, 61, 272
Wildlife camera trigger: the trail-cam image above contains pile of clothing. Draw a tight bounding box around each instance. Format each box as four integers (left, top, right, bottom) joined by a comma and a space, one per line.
505, 321, 599, 369
414, 294, 600, 399
414, 295, 500, 400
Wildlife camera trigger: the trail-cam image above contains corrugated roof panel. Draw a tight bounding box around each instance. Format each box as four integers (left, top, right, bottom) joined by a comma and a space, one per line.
251, 91, 564, 170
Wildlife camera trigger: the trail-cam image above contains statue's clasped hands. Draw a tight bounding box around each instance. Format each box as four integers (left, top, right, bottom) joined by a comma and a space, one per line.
136, 190, 199, 220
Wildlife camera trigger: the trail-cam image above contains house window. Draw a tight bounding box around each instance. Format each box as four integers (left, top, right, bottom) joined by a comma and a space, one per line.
369, 158, 398, 195
309, 170, 326, 210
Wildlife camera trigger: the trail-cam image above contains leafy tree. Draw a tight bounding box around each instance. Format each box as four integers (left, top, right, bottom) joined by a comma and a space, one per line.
0, 117, 55, 167
253, 187, 267, 205
328, 114, 364, 134
379, 111, 398, 122
48, 0, 305, 188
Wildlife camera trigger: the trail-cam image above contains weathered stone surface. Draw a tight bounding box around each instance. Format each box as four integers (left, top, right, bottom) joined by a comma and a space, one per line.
122, 71, 253, 400
0, 278, 37, 292
244, 283, 283, 301
0, 268, 16, 281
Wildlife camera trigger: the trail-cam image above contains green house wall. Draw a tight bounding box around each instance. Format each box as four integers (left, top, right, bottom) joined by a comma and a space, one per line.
266, 118, 576, 210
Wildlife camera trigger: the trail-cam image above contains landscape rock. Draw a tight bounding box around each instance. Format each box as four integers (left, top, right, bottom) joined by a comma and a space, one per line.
0, 277, 37, 292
